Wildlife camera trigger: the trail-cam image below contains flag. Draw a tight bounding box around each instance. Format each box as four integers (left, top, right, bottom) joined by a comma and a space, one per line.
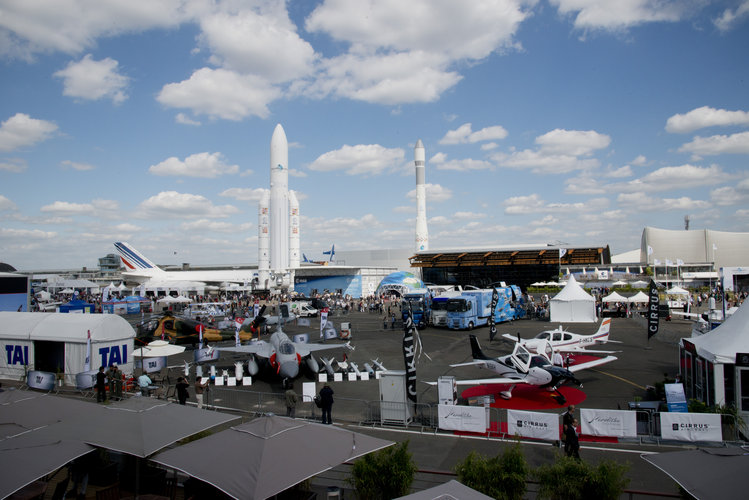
320, 307, 329, 339
488, 288, 499, 341
665, 259, 673, 267
654, 259, 661, 265
647, 245, 654, 256
559, 248, 567, 258
402, 309, 417, 405
647, 280, 659, 339
84, 329, 91, 372
676, 259, 684, 266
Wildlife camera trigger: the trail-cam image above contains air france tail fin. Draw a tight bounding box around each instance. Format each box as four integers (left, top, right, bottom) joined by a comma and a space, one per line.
114, 242, 164, 273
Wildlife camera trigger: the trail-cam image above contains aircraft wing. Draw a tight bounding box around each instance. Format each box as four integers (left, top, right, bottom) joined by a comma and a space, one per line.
218, 341, 273, 358
501, 333, 526, 343
567, 355, 617, 372
450, 360, 488, 368
295, 342, 348, 357
425, 376, 528, 386
554, 346, 621, 354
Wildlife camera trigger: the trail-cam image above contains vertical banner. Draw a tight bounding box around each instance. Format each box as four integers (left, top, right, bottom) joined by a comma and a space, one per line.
488, 288, 499, 341
320, 307, 329, 339
648, 279, 659, 339
402, 309, 417, 405
84, 329, 91, 372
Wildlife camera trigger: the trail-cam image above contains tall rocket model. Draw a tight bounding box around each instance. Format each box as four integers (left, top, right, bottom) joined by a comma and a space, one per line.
414, 139, 429, 252
257, 124, 299, 290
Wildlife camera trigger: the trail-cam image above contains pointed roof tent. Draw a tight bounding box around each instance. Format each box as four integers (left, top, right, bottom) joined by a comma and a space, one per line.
684, 303, 749, 364
550, 275, 594, 302
601, 291, 628, 302
549, 275, 597, 323
628, 291, 650, 303
666, 286, 690, 295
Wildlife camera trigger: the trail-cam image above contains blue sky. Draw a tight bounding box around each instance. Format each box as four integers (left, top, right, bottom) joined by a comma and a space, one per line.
1, 0, 748, 271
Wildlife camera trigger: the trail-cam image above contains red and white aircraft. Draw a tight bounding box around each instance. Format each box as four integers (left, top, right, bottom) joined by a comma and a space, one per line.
502, 318, 619, 354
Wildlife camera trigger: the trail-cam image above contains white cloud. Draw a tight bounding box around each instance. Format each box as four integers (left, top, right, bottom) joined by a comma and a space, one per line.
503, 193, 609, 215
439, 123, 508, 144
406, 183, 453, 202
714, 0, 749, 32
630, 155, 647, 166
180, 219, 252, 234
433, 157, 493, 171
666, 106, 749, 133
53, 54, 128, 104
199, 10, 316, 83
551, 0, 695, 32
308, 144, 405, 175
454, 211, 487, 219
710, 178, 749, 206
495, 150, 599, 174
157, 68, 281, 121
564, 174, 605, 195
136, 191, 238, 219
219, 187, 269, 202
149, 152, 239, 178
613, 164, 728, 193
0, 113, 57, 152
0, 227, 57, 241
61, 160, 95, 171
428, 215, 451, 225
606, 165, 632, 178
678, 131, 749, 156
535, 129, 610, 156
40, 200, 93, 215
503, 193, 545, 214
0, 0, 189, 59
529, 215, 559, 226
0, 195, 18, 211
0, 158, 27, 172
617, 192, 710, 211
175, 113, 201, 126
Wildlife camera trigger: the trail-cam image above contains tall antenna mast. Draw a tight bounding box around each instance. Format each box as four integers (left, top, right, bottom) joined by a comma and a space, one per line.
684, 215, 690, 230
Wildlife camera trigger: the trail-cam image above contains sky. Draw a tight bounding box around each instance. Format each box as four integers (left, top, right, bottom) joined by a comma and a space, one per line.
1, 0, 748, 271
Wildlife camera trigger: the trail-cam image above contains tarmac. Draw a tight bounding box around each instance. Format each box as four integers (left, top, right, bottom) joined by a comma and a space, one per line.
159, 305, 701, 497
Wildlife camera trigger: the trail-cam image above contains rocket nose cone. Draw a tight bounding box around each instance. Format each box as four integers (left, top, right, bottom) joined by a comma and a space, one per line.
272, 123, 287, 143
415, 139, 424, 149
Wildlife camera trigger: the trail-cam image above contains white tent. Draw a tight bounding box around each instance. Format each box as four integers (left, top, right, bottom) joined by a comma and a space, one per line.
601, 291, 628, 303
549, 274, 597, 323
0, 312, 135, 384
667, 286, 690, 295
628, 291, 650, 303
685, 303, 749, 364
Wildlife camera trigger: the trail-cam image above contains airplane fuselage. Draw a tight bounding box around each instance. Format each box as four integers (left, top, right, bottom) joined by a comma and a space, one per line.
268, 330, 302, 379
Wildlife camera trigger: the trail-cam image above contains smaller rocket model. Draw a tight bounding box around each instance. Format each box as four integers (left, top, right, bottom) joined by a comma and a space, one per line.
414, 139, 429, 252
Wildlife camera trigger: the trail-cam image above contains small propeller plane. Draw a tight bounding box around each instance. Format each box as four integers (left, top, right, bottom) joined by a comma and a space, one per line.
502, 318, 619, 354
217, 326, 351, 383
441, 334, 617, 404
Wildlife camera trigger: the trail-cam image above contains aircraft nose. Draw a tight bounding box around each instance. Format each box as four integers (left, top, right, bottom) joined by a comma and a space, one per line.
279, 361, 299, 379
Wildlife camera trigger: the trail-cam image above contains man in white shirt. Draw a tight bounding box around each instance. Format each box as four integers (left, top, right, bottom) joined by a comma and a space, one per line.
138, 371, 152, 396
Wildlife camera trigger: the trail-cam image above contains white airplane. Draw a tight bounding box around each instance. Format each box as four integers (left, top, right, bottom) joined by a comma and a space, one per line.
440, 335, 617, 404
502, 318, 619, 354
114, 241, 258, 286
217, 326, 351, 382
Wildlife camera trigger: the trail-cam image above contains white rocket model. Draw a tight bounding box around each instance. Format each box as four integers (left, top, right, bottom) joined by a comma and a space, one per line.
258, 124, 297, 290
414, 139, 429, 252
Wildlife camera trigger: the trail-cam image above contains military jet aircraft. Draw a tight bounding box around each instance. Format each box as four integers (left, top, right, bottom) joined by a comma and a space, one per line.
136, 314, 253, 346
442, 334, 617, 404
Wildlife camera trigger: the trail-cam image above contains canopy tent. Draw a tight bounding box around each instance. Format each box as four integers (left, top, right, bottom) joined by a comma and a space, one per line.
0, 312, 135, 384
666, 286, 690, 295
642, 447, 749, 500
682, 303, 749, 364
611, 280, 628, 286
549, 275, 596, 323
601, 291, 628, 303
628, 291, 650, 303
134, 340, 186, 358
631, 280, 649, 288
375, 271, 427, 297
394, 480, 493, 500
152, 415, 394, 500
157, 295, 193, 304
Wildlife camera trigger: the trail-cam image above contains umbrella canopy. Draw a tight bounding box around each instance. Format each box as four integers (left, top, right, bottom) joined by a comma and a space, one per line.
612, 280, 628, 286
394, 480, 493, 500
631, 280, 649, 288
134, 339, 186, 358
152, 415, 394, 499
642, 447, 749, 500
84, 398, 239, 458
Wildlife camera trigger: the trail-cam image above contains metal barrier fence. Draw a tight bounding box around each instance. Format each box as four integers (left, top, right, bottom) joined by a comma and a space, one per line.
197, 386, 746, 445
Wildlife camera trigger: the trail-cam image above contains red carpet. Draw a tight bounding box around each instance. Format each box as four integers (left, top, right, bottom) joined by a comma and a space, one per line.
461, 384, 587, 410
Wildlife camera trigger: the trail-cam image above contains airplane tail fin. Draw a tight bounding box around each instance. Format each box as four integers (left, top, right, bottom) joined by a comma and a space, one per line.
114, 242, 164, 273
323, 244, 335, 261
596, 318, 612, 340
469, 335, 492, 360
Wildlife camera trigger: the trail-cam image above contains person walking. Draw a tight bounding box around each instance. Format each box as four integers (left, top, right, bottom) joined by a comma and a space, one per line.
108, 363, 123, 400
319, 384, 334, 424
194, 375, 208, 409
565, 418, 580, 459
96, 366, 107, 403
562, 405, 575, 454
285, 383, 298, 418
176, 376, 189, 405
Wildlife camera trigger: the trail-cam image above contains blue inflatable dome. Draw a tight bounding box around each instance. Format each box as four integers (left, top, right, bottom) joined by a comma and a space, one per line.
375, 271, 426, 296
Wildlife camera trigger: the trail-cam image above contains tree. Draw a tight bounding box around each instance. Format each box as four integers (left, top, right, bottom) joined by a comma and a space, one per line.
349, 441, 417, 500
534, 455, 629, 500
454, 442, 528, 500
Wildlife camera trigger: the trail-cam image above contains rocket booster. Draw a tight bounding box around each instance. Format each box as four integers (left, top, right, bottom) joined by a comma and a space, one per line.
414, 139, 429, 251
269, 124, 290, 272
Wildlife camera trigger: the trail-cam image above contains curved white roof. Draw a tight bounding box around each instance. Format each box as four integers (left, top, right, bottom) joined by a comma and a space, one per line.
641, 227, 749, 268
0, 312, 134, 343
685, 303, 749, 364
